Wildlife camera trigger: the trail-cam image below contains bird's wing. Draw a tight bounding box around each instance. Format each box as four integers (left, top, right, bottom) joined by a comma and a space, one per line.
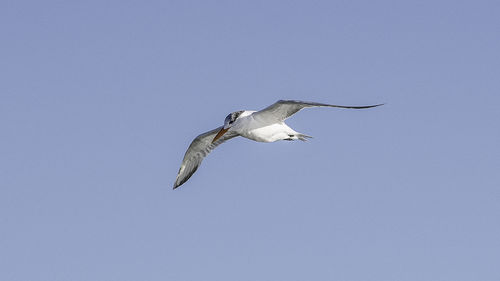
173, 126, 239, 189
254, 100, 384, 122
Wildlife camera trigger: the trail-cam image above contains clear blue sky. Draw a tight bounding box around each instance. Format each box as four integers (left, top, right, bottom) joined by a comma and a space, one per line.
1, 1, 499, 280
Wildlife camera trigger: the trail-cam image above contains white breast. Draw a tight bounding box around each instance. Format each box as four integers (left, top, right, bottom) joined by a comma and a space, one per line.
233, 112, 294, 142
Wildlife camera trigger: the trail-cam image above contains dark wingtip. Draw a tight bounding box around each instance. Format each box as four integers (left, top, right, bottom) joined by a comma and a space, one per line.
360, 103, 385, 108
346, 103, 385, 109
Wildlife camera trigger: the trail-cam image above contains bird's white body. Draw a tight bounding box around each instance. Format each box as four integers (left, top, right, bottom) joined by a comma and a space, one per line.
230, 110, 301, 142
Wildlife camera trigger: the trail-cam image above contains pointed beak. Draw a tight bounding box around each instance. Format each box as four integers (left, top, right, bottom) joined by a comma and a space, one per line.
212, 127, 229, 143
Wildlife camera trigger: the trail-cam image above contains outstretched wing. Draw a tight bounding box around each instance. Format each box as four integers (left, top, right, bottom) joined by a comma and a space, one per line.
254, 100, 384, 122
173, 126, 239, 189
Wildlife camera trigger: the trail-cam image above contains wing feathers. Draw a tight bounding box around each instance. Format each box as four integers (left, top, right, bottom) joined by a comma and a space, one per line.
173, 126, 238, 189
255, 99, 383, 122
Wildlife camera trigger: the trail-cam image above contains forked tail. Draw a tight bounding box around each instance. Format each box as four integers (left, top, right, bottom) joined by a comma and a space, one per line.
297, 133, 313, 141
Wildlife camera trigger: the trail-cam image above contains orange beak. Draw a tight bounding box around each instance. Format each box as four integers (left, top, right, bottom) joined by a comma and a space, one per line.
212, 128, 229, 143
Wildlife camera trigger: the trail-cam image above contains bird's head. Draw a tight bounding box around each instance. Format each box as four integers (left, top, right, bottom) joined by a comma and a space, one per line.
223, 111, 244, 129
212, 110, 244, 143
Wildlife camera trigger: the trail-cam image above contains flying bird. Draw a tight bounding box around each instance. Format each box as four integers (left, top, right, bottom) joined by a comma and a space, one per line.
173, 100, 383, 189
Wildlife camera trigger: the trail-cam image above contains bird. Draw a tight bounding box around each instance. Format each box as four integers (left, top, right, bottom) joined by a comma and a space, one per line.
173, 100, 383, 189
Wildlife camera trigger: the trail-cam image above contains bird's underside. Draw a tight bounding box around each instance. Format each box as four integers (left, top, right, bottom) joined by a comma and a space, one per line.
173, 99, 383, 189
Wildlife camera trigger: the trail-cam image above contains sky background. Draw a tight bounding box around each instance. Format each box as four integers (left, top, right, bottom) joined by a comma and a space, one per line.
1, 0, 500, 280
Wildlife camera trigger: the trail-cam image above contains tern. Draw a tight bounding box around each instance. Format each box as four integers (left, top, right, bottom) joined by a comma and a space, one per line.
173, 100, 383, 189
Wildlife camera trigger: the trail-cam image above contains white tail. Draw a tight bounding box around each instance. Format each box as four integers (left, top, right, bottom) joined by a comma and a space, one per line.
297, 133, 313, 141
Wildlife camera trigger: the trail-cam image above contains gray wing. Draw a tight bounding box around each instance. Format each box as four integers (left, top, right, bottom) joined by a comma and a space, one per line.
173, 126, 239, 189
254, 100, 384, 122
